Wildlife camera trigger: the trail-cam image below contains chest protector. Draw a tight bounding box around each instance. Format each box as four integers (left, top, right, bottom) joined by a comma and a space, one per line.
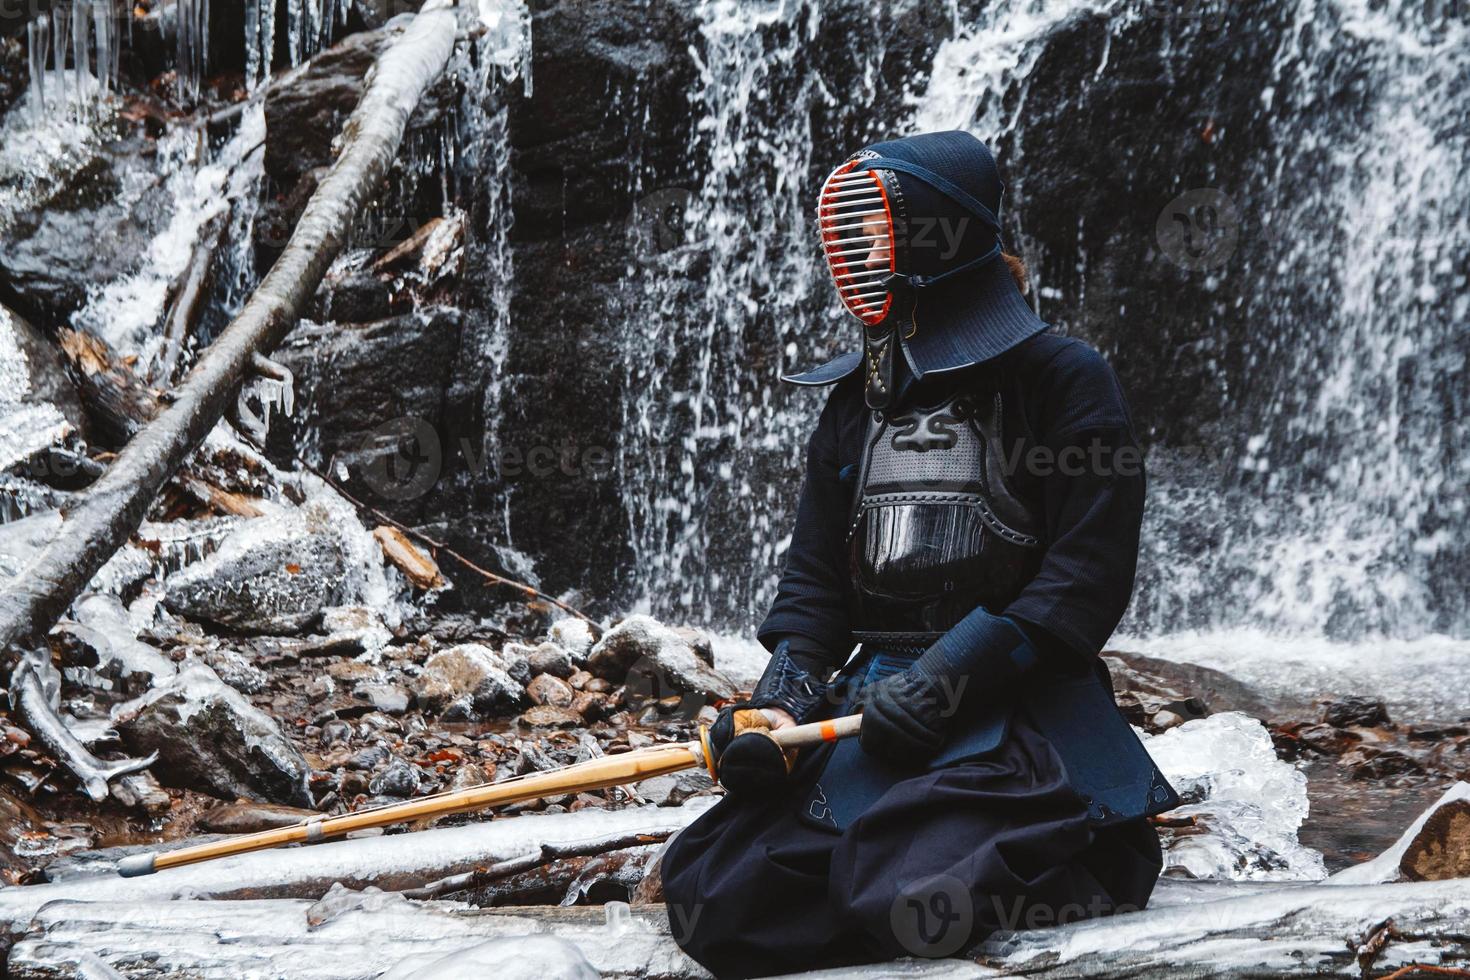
848, 389, 1043, 634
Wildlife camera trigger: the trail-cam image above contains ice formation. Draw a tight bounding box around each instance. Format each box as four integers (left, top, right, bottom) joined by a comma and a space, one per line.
1144, 712, 1326, 881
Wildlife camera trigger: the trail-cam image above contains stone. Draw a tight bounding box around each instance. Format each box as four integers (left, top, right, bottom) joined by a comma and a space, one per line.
518, 705, 583, 729
369, 759, 422, 797
319, 719, 355, 747
115, 663, 312, 806
338, 771, 370, 798
670, 626, 715, 667
161, 503, 357, 635
197, 800, 321, 834
348, 745, 391, 772
526, 673, 575, 708
568, 669, 593, 690
571, 691, 611, 722
449, 763, 489, 791
548, 618, 596, 661
587, 615, 735, 707
1322, 696, 1392, 730
526, 642, 575, 679
327, 661, 383, 683
108, 772, 171, 816
358, 684, 410, 716
197, 648, 269, 695
410, 644, 526, 719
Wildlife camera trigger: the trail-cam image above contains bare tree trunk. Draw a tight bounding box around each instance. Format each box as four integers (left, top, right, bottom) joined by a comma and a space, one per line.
0, 1, 459, 671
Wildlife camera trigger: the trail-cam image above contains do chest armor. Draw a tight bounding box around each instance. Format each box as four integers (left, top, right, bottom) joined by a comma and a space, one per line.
847, 390, 1044, 634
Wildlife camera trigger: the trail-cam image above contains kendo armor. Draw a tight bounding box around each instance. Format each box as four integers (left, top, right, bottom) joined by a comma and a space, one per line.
846, 389, 1043, 638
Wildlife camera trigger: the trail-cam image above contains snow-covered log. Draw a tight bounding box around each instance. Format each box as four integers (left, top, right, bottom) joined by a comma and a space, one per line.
0, 802, 714, 956
6, 901, 706, 980
0, 1, 460, 669
9, 876, 1470, 979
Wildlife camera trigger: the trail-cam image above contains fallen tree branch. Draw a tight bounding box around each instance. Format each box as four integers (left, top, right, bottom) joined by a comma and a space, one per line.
399, 830, 670, 900
0, 2, 461, 675
152, 211, 228, 386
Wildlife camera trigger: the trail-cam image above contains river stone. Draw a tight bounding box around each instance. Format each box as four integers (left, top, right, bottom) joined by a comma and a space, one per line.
369, 758, 422, 798
525, 673, 575, 708
161, 504, 353, 635
548, 619, 595, 661
410, 644, 526, 719
115, 663, 312, 807
587, 615, 735, 704
197, 800, 320, 834
525, 641, 575, 679
518, 705, 583, 729
357, 684, 410, 716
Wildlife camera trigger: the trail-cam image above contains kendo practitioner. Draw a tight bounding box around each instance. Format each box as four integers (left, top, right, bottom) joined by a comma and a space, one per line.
660, 131, 1181, 978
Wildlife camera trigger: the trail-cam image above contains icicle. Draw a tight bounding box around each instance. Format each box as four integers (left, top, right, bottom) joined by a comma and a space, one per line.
50, 3, 70, 116
25, 14, 49, 126
72, 1, 93, 120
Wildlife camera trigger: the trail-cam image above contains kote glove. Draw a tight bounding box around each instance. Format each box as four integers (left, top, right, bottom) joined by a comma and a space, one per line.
859, 609, 1043, 765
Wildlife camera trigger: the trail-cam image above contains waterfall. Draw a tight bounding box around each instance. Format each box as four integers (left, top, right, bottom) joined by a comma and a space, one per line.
613, 0, 892, 624
605, 0, 1467, 655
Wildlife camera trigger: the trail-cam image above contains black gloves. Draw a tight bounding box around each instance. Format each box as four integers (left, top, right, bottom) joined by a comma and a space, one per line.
708, 640, 832, 795
859, 609, 1044, 765
707, 707, 793, 796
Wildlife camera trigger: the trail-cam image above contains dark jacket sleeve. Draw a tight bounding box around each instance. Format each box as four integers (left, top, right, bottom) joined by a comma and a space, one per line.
755, 386, 854, 674
1004, 342, 1146, 663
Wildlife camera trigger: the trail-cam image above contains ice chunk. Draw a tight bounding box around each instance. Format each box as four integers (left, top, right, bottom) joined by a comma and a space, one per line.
382, 936, 598, 979
1144, 712, 1326, 881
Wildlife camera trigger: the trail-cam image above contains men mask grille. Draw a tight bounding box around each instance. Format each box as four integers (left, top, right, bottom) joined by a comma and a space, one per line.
818, 160, 895, 326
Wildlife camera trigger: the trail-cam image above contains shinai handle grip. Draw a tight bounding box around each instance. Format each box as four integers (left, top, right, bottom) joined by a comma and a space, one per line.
768, 713, 862, 748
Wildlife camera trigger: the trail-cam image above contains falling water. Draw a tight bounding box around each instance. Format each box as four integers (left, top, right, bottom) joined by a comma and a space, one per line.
613, 0, 891, 624
610, 0, 1468, 673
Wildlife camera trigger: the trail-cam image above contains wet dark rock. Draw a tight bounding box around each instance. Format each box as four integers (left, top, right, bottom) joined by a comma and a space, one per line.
197, 800, 320, 834
1341, 746, 1423, 782
0, 38, 25, 119
107, 772, 171, 816
266, 308, 468, 524
318, 719, 354, 747
1322, 697, 1392, 730
338, 770, 370, 798
161, 505, 356, 635
369, 758, 422, 797
526, 642, 575, 679
410, 644, 526, 719
587, 615, 735, 703
0, 123, 170, 327
526, 673, 575, 708
571, 690, 610, 722
348, 744, 391, 772
1103, 650, 1287, 722
2, 303, 88, 438
116, 663, 312, 807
